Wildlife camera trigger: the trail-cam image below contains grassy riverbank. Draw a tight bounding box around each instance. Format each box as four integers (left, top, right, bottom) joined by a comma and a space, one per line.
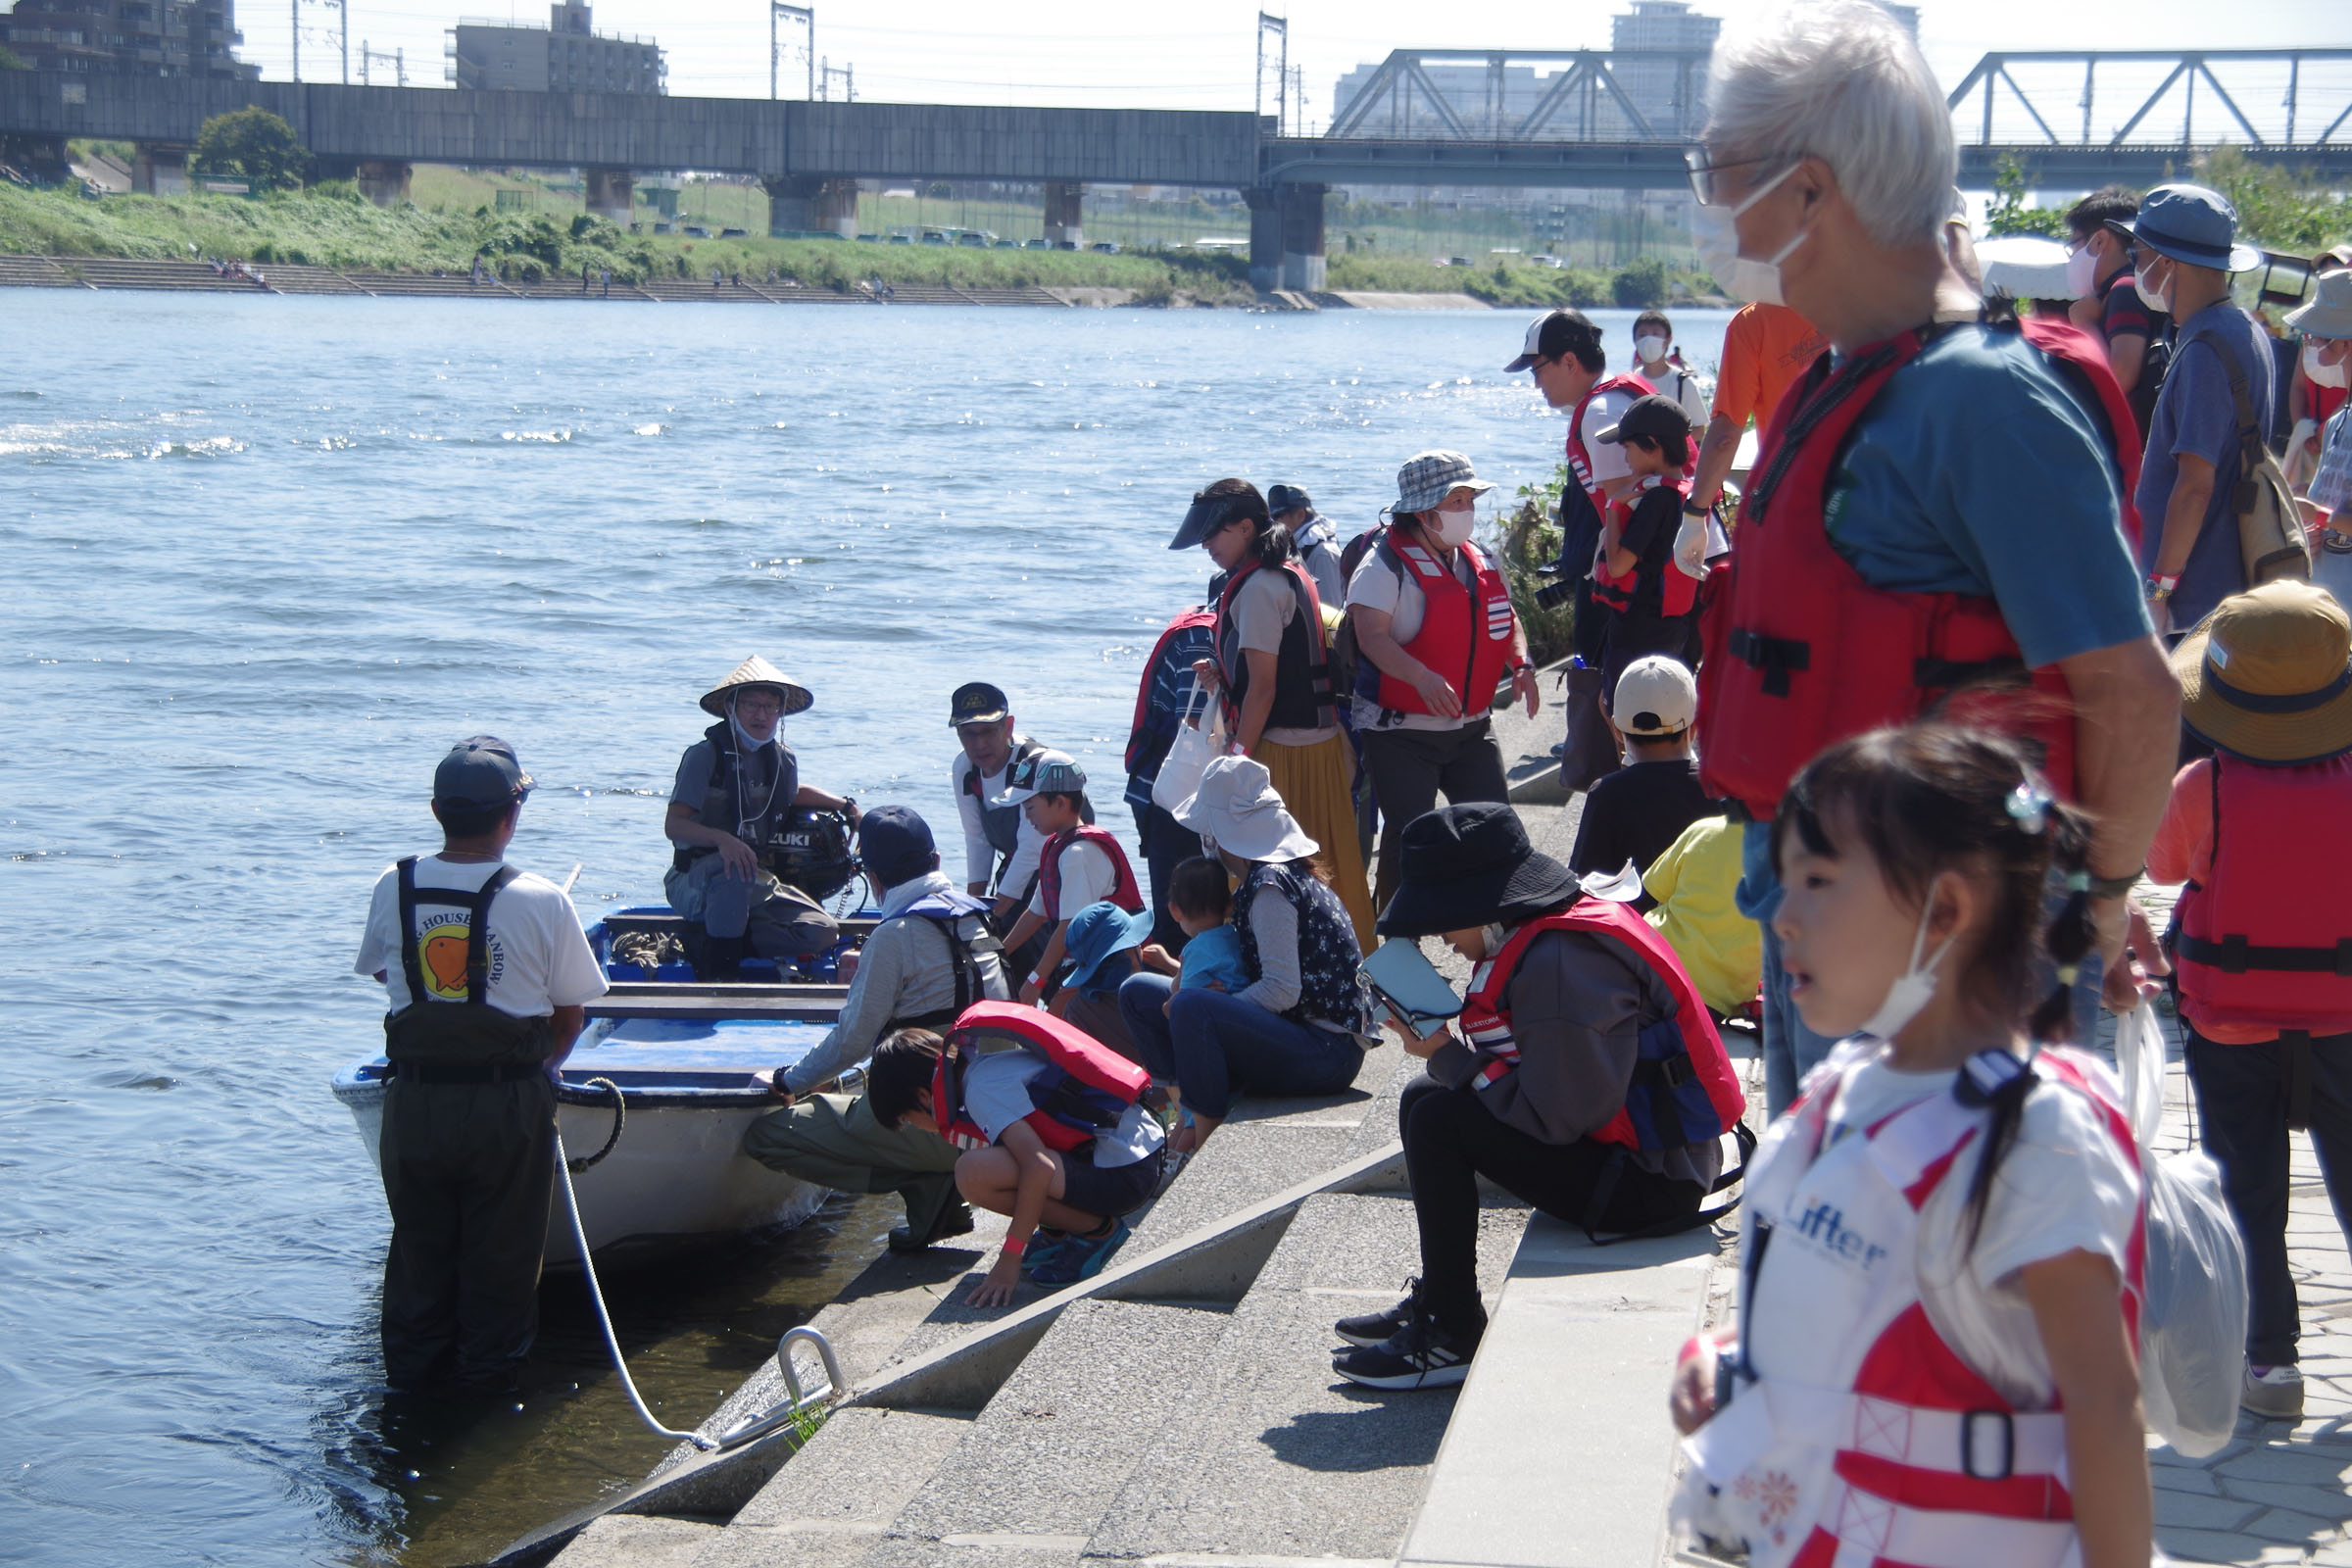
0, 179, 1704, 306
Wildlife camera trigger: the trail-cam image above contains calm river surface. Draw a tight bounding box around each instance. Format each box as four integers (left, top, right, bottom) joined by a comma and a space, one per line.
0, 291, 1731, 1566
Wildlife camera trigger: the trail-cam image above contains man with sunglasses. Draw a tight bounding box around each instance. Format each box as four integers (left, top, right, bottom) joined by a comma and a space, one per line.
1685, 0, 2179, 1115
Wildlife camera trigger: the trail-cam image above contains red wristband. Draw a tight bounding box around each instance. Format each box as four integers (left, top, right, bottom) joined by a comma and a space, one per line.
1001, 1233, 1027, 1259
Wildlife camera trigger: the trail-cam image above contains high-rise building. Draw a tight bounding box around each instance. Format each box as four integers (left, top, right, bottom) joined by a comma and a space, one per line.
1, 0, 257, 76
1607, 1, 1719, 139
448, 0, 662, 94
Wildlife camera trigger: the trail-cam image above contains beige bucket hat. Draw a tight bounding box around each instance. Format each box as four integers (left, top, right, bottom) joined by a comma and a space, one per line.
700, 655, 813, 717
2173, 581, 2352, 764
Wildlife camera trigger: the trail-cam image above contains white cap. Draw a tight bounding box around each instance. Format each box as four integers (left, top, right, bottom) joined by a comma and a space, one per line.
1613, 656, 1696, 737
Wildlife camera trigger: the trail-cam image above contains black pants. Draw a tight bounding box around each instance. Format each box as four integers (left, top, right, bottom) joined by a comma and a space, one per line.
2183, 1027, 2352, 1367
379, 1075, 556, 1388
1359, 721, 1509, 916
1400, 1073, 1699, 1334
1598, 611, 1700, 712
1139, 800, 1203, 954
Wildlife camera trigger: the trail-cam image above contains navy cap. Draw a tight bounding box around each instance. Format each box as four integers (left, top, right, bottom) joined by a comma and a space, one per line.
2107, 182, 2260, 273
1504, 308, 1601, 372
1594, 393, 1695, 447
1265, 483, 1312, 516
858, 806, 937, 889
949, 681, 1010, 728
433, 736, 533, 807
1169, 482, 1268, 551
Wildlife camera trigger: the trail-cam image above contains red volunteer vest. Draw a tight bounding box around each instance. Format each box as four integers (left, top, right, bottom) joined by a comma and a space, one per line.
2176, 753, 2352, 1036
1592, 473, 1701, 621
1363, 531, 1517, 719
930, 1000, 1152, 1153
1459, 900, 1744, 1152
1036, 824, 1143, 921
1565, 370, 1659, 510
1695, 327, 2080, 821
2016, 315, 2145, 551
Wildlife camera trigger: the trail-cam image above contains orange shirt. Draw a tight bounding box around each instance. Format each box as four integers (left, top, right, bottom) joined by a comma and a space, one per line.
1709, 302, 1829, 431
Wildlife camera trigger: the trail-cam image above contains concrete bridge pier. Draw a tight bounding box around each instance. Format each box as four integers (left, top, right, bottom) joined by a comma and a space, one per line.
131, 143, 191, 196
1247, 183, 1327, 293
585, 167, 635, 228
1042, 179, 1084, 248
355, 160, 412, 208
764, 175, 859, 238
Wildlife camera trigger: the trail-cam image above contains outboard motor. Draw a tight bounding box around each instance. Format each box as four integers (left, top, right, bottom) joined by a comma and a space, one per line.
766, 808, 858, 902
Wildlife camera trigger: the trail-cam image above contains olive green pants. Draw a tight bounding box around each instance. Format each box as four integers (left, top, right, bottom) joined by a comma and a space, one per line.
378, 1074, 555, 1389
740, 1091, 961, 1233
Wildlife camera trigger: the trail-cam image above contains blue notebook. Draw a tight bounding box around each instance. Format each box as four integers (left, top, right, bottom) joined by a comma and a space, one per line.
1360, 940, 1463, 1032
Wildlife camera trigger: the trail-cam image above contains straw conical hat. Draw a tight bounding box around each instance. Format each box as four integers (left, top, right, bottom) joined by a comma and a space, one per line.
700, 655, 813, 717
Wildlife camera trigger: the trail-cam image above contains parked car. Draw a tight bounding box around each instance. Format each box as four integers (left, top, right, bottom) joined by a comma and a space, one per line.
1022, 237, 1054, 250
1089, 241, 1121, 254
682, 224, 710, 238
992, 238, 1019, 249
888, 232, 914, 245
720, 227, 748, 238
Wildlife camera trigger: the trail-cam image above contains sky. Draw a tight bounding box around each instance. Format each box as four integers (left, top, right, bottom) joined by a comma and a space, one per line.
228, 0, 2351, 141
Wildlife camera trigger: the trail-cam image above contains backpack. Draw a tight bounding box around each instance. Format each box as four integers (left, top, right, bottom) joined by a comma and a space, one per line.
2182, 320, 2313, 587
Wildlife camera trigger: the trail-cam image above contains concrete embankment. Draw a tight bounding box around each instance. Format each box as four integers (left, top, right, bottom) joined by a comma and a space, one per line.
498, 671, 1753, 1568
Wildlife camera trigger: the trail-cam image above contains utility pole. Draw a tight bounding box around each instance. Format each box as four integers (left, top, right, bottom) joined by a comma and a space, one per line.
360, 36, 367, 83
291, 0, 299, 80
770, 2, 812, 101
339, 0, 348, 83
396, 45, 405, 85
1292, 63, 1305, 135
1255, 13, 1287, 132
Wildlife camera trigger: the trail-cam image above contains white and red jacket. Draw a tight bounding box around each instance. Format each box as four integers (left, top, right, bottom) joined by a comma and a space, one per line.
1682, 1045, 2145, 1568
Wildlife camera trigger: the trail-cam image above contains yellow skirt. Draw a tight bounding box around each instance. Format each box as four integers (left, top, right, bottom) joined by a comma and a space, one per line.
1255, 732, 1377, 952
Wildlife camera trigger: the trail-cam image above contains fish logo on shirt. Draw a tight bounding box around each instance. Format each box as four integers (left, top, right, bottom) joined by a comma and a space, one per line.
416, 916, 507, 1001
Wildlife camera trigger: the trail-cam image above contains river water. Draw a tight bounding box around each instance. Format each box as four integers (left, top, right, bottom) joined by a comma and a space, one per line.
0, 292, 1732, 1567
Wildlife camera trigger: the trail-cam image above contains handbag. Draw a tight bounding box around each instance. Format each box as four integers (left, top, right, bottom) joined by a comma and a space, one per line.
1152, 683, 1226, 814
1556, 659, 1618, 795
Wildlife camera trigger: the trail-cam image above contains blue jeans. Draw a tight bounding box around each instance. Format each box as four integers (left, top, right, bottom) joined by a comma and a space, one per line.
1115, 971, 1362, 1121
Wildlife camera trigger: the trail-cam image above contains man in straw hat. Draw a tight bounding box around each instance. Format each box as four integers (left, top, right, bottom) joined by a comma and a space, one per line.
1335, 803, 1742, 1391
664, 657, 859, 973
2152, 580, 2352, 1420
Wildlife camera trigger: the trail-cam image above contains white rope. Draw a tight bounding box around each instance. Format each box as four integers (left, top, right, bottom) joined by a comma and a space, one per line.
551, 1126, 718, 1451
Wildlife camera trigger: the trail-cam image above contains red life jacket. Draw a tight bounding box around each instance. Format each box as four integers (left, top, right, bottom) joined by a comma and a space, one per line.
2015, 314, 2146, 551
1356, 530, 1518, 719
929, 1000, 1152, 1153
1214, 559, 1338, 734
1695, 327, 2080, 821
2175, 753, 2352, 1037
1459, 899, 1745, 1153
1565, 370, 1659, 510
1591, 473, 1701, 620
1036, 824, 1143, 921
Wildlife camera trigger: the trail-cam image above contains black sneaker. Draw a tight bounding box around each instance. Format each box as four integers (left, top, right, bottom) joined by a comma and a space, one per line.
1331, 1308, 1483, 1391
889, 1201, 975, 1253
1334, 1278, 1425, 1348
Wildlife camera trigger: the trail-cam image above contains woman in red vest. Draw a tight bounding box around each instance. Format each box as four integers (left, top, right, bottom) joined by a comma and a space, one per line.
1333, 803, 1742, 1392
2153, 581, 2352, 1421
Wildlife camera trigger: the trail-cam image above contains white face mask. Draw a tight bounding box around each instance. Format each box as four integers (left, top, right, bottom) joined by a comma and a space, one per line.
2306, 340, 2349, 390
1856, 877, 1958, 1043
2064, 243, 2100, 300
2134, 260, 2170, 314
1634, 333, 1670, 365
1689, 160, 1805, 307
1432, 504, 1477, 548
1479, 923, 1508, 959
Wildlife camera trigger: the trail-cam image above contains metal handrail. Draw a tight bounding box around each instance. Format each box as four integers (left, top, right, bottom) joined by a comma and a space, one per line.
712, 1325, 849, 1450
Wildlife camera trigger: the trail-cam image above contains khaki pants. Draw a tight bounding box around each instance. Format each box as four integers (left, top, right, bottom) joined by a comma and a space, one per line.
741, 1091, 962, 1233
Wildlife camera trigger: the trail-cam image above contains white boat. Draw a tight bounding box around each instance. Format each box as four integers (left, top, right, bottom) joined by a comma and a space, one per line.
332, 905, 872, 1269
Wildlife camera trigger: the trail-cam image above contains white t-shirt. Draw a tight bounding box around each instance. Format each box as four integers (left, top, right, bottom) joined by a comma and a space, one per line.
952, 752, 1046, 896
1822, 1044, 2141, 1409
960, 1048, 1163, 1167
1030, 834, 1118, 922
1346, 540, 1480, 733
1634, 358, 1715, 428
354, 855, 609, 1017
1230, 567, 1339, 747
1576, 385, 1642, 493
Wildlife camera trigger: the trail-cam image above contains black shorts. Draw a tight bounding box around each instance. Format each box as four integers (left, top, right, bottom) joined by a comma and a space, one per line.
1056, 1145, 1165, 1220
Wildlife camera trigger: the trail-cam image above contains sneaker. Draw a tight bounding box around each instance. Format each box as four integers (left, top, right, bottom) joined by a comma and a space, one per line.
2244, 1364, 2306, 1419
1331, 1308, 1484, 1392
1032, 1216, 1130, 1286
1335, 1278, 1425, 1348
1019, 1228, 1075, 1277
888, 1201, 975, 1254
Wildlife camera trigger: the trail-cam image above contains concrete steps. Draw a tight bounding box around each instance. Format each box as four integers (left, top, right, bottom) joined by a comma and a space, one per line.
0, 253, 85, 287
260, 263, 372, 295
51, 255, 269, 292
341, 270, 526, 298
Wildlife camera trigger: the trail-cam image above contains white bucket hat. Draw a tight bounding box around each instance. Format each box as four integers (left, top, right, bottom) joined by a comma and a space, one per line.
700, 655, 813, 717
1175, 756, 1319, 863
2287, 270, 2352, 341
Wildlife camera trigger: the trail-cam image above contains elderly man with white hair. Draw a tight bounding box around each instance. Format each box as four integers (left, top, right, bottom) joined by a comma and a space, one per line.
1685, 0, 2180, 1116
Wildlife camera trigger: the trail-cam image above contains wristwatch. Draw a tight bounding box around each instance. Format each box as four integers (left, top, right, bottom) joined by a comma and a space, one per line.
1682, 500, 1712, 517
2145, 574, 2179, 601
2085, 866, 2143, 900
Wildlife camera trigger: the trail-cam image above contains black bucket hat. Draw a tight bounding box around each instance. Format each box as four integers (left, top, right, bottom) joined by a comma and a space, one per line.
1375, 803, 1582, 938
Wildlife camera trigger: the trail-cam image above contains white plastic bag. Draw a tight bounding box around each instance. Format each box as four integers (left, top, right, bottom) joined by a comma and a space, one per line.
2113, 1002, 2168, 1149
2138, 1149, 2250, 1457
1152, 683, 1226, 814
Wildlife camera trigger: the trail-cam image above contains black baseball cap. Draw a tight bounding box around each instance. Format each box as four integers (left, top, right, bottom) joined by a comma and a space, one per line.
1504, 308, 1601, 372
1594, 393, 1695, 447
858, 805, 938, 888
949, 681, 1010, 728
1266, 483, 1312, 515
433, 736, 533, 807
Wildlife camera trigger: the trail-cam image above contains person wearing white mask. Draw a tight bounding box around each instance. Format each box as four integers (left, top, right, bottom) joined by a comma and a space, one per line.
2288, 270, 2352, 610
1345, 450, 1540, 911
1630, 310, 1712, 427
2062, 185, 2161, 435
2285, 249, 2352, 491
1683, 0, 2178, 1115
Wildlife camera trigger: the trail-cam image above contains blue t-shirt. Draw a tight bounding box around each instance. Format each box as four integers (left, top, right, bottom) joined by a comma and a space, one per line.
2136, 301, 2273, 627
1176, 922, 1250, 992
1821, 324, 2151, 669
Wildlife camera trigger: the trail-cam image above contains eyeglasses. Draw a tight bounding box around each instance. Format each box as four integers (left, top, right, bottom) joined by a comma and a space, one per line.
1685, 148, 1794, 207
733, 694, 786, 716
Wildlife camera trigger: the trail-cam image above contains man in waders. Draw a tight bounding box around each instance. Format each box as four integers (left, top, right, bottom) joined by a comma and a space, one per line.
354, 737, 608, 1392
664, 657, 858, 975
948, 681, 1050, 925
743, 807, 1013, 1251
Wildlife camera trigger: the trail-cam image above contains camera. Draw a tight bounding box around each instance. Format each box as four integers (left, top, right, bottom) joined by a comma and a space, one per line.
1533, 577, 1577, 611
